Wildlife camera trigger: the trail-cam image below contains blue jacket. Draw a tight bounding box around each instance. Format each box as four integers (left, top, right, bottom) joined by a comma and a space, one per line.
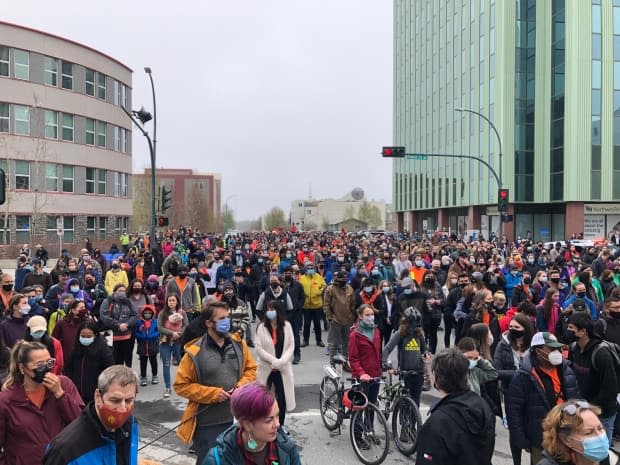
43, 402, 138, 465
562, 294, 598, 320
204, 424, 301, 465
502, 271, 522, 299
133, 315, 159, 357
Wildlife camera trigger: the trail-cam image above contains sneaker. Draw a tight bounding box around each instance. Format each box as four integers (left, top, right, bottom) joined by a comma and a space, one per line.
152, 376, 159, 385
140, 377, 148, 387
164, 389, 171, 398
301, 341, 309, 348
246, 341, 255, 348
325, 344, 331, 355
317, 341, 325, 347
293, 355, 300, 365
502, 416, 509, 429
188, 443, 196, 454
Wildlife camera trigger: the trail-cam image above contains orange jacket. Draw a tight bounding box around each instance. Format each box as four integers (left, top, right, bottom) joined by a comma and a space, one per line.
174, 333, 257, 444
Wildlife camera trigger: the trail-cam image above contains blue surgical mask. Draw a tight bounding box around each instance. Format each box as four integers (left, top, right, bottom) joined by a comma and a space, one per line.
361, 315, 375, 327
382, 286, 390, 294
403, 289, 413, 295
307, 269, 315, 275
70, 286, 80, 293
468, 359, 478, 370
31, 330, 46, 340
79, 336, 95, 346
266, 310, 277, 320
28, 297, 37, 306
364, 286, 374, 294
581, 432, 609, 462
34, 294, 43, 302
214, 318, 231, 334
415, 260, 424, 267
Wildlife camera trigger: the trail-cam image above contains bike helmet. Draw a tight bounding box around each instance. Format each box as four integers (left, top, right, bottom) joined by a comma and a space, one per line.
403, 306, 422, 328
343, 389, 368, 411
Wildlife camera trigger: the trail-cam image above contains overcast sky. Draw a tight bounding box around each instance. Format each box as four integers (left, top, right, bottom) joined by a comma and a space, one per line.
6, 1, 393, 221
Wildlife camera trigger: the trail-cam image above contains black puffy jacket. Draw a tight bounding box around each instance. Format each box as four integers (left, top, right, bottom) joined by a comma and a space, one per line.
506, 352, 580, 450
493, 332, 523, 394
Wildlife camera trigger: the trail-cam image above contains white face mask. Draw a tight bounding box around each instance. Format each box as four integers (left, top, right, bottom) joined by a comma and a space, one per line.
547, 350, 563, 366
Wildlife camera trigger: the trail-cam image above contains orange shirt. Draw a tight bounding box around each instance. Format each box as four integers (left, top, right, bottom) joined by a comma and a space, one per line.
26, 385, 46, 409
538, 365, 564, 406
482, 312, 490, 326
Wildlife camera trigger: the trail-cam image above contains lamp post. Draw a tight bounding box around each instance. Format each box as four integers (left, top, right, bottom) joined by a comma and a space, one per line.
122, 67, 157, 252
454, 108, 503, 188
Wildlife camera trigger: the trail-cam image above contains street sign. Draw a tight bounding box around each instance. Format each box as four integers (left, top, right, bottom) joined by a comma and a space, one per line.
406, 154, 429, 160
56, 228, 63, 236
56, 216, 63, 229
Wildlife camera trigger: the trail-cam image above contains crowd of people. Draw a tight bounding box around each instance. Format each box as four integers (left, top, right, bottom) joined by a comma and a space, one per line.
1, 227, 620, 464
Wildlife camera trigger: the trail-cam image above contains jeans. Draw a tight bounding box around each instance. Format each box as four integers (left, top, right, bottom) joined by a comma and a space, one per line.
423, 319, 441, 354
287, 310, 302, 357
139, 354, 158, 378
194, 422, 231, 465
404, 373, 424, 407
303, 308, 323, 344
601, 414, 616, 444
354, 381, 380, 439
443, 312, 455, 348
160, 342, 181, 389
113, 337, 135, 367
328, 321, 351, 358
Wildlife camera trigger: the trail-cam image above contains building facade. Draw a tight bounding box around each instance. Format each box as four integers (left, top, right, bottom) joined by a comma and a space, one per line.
290, 188, 390, 232
393, 0, 620, 241
0, 21, 133, 253
132, 168, 221, 232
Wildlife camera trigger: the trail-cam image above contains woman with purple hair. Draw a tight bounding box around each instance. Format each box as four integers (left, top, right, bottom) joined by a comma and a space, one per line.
203, 382, 301, 465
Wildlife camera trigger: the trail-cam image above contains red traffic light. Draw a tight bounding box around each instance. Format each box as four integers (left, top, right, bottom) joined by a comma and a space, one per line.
499, 189, 509, 200
157, 216, 169, 227
382, 146, 405, 158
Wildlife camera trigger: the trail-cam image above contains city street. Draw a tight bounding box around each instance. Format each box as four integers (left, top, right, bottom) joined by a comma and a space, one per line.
135, 324, 517, 465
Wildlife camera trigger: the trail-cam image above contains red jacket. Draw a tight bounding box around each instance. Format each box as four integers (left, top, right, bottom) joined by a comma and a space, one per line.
499, 307, 517, 333
348, 324, 382, 378
0, 375, 84, 465
51, 336, 64, 375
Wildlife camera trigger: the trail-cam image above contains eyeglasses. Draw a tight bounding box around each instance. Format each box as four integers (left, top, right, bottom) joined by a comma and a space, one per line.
562, 400, 592, 416
31, 358, 56, 370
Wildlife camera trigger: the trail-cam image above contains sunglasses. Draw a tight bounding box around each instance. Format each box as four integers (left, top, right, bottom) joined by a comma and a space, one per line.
562, 400, 592, 416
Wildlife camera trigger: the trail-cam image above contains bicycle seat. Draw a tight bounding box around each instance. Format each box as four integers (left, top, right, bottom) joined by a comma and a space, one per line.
331, 354, 347, 365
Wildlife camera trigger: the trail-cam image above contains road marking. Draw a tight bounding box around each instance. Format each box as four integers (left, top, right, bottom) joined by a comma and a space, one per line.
289, 409, 321, 418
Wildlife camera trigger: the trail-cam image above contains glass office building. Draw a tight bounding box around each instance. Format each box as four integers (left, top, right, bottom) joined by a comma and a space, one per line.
392, 0, 620, 241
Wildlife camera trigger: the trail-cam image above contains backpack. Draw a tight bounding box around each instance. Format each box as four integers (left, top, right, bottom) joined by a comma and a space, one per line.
572, 339, 620, 392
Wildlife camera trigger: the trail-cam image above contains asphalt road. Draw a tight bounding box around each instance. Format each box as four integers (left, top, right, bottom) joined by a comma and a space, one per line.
134, 324, 519, 465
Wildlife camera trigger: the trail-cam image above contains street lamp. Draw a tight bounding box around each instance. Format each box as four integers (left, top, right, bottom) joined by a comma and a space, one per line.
122, 67, 158, 252
454, 108, 503, 188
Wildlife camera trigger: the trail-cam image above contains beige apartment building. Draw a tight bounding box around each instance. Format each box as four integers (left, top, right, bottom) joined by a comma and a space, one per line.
0, 21, 133, 253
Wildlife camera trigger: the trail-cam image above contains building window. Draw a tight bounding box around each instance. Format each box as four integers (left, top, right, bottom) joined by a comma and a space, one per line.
0, 46, 8, 77
97, 121, 106, 147
0, 215, 9, 244
0, 103, 8, 133
85, 68, 95, 96
15, 160, 29, 190
44, 110, 58, 139
14, 105, 29, 135
45, 163, 58, 191
98, 217, 107, 239
86, 216, 96, 236
122, 173, 128, 197
61, 113, 73, 141
61, 61, 73, 90
15, 216, 30, 243
114, 126, 121, 151
13, 49, 29, 80
62, 216, 74, 243
62, 165, 74, 193
114, 172, 121, 196
44, 57, 57, 86
46, 216, 57, 242
86, 167, 95, 194
98, 169, 106, 194
121, 84, 127, 108
97, 73, 106, 100
113, 80, 120, 106
85, 118, 95, 145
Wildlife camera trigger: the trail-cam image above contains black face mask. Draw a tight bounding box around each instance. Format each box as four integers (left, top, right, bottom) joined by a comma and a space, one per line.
610, 312, 620, 319
576, 292, 586, 298
550, 277, 560, 284
224, 260, 231, 265
336, 280, 347, 287
509, 329, 524, 339
178, 272, 187, 279
459, 283, 468, 289
2, 284, 12, 292
284, 275, 293, 282
424, 278, 435, 286
523, 277, 532, 285
270, 282, 280, 290
564, 329, 577, 344
32, 365, 52, 384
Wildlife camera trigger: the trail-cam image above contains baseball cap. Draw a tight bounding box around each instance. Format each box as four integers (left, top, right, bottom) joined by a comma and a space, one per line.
531, 332, 564, 349
571, 298, 587, 312
401, 277, 413, 288
335, 270, 348, 279
27, 316, 47, 333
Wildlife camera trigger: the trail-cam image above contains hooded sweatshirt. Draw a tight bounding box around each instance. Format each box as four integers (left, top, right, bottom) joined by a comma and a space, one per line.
416, 390, 495, 465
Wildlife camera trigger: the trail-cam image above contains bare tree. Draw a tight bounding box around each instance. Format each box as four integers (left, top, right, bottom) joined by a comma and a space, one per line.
356, 201, 382, 229
263, 207, 286, 230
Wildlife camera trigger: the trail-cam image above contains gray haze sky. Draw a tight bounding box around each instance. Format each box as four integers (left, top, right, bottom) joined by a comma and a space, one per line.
5, 1, 393, 221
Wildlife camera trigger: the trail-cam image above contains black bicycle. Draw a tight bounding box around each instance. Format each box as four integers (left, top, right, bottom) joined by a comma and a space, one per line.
319, 355, 390, 465
376, 369, 423, 456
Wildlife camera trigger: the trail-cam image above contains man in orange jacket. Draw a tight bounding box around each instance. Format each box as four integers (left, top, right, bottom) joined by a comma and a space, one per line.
174, 300, 256, 465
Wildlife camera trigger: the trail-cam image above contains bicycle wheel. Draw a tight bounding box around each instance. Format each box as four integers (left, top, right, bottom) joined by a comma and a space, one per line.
391, 395, 422, 456
349, 403, 390, 465
319, 376, 342, 431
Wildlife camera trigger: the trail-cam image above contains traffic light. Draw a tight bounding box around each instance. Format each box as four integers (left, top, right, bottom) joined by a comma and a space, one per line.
498, 188, 509, 213
157, 216, 169, 227
382, 146, 406, 158
160, 185, 172, 212
501, 212, 513, 223
0, 169, 5, 205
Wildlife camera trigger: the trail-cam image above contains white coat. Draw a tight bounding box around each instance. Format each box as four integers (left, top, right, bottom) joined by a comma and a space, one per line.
254, 320, 296, 412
